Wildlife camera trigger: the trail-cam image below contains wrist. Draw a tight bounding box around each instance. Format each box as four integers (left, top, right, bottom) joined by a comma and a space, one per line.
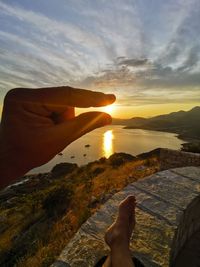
0, 136, 28, 190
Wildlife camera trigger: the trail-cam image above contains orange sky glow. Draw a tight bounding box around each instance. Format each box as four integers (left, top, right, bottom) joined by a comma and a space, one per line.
76, 102, 199, 119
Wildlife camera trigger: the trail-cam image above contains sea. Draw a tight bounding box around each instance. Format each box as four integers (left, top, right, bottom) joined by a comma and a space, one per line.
29, 125, 185, 174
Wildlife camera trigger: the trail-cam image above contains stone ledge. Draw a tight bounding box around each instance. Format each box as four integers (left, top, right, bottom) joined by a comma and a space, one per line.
52, 166, 200, 267
159, 149, 200, 170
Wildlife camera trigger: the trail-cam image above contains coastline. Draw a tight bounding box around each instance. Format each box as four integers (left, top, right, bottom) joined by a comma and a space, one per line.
123, 126, 200, 143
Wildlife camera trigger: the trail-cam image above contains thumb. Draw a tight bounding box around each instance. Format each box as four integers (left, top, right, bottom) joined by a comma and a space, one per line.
51, 111, 112, 148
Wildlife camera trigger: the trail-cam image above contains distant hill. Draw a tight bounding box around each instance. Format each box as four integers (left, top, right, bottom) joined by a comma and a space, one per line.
112, 117, 147, 126
112, 106, 200, 140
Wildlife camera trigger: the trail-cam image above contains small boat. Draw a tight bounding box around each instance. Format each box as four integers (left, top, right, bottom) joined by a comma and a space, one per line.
58, 152, 63, 156
85, 144, 90, 148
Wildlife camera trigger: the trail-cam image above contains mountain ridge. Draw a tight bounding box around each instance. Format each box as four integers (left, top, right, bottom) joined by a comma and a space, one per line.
112, 106, 200, 140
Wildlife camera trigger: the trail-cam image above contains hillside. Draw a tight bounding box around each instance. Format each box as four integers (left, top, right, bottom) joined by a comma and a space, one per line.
0, 153, 159, 267
113, 107, 200, 140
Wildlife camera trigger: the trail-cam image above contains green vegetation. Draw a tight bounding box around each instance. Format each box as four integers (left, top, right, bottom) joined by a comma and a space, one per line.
181, 142, 200, 153
42, 186, 73, 218
109, 153, 136, 167
0, 153, 159, 267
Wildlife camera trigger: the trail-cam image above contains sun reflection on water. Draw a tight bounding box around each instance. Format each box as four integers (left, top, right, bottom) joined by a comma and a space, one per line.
103, 130, 114, 158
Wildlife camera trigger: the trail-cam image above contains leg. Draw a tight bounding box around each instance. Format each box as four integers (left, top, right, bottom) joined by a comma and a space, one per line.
104, 195, 136, 267
102, 255, 111, 267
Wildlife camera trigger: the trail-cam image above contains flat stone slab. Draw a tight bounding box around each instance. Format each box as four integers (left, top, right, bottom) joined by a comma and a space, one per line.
52, 167, 200, 267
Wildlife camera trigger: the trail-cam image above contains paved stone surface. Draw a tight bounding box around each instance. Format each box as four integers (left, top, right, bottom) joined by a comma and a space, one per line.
52, 166, 200, 267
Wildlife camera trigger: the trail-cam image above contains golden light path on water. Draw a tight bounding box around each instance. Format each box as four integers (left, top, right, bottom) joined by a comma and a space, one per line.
103, 130, 114, 158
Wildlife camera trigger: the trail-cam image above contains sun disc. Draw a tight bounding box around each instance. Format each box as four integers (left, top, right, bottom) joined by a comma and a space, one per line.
102, 104, 115, 115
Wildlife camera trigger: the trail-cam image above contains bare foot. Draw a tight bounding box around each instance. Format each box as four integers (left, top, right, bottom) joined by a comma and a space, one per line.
105, 195, 136, 249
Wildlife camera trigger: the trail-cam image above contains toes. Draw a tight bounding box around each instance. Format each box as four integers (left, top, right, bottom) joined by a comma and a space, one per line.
118, 195, 136, 222
119, 195, 136, 210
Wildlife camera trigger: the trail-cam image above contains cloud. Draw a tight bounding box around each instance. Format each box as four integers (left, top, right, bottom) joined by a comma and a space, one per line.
0, 2, 111, 82
0, 2, 103, 49
78, 57, 200, 90
158, 0, 200, 67
118, 58, 149, 67
0, 0, 199, 108
116, 87, 200, 106
177, 46, 200, 72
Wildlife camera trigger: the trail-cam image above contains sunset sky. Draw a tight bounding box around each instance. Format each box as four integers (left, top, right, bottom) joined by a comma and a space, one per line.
0, 0, 200, 118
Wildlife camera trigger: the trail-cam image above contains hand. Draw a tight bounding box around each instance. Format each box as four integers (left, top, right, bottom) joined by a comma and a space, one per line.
0, 86, 116, 188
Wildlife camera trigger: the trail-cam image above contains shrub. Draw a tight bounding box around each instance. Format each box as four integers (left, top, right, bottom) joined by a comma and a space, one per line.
91, 167, 105, 176
181, 142, 200, 153
51, 163, 78, 178
42, 187, 73, 218
99, 157, 107, 164
109, 153, 135, 167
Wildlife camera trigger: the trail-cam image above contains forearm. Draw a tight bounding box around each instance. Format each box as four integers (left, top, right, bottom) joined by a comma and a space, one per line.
0, 138, 27, 190
0, 162, 25, 190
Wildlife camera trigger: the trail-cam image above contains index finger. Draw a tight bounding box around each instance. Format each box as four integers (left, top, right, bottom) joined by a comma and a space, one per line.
23, 86, 116, 108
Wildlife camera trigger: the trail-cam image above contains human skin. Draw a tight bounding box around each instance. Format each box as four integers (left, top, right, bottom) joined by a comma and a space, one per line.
103, 195, 136, 267
0, 86, 116, 189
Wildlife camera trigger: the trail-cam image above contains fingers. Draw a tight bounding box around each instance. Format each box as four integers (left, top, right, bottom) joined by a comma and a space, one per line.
50, 111, 112, 149
51, 107, 75, 124
14, 86, 116, 109
127, 195, 136, 203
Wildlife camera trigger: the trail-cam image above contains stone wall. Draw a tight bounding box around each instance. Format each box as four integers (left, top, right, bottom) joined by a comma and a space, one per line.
170, 167, 200, 265
159, 148, 200, 170
171, 195, 200, 265
52, 166, 200, 267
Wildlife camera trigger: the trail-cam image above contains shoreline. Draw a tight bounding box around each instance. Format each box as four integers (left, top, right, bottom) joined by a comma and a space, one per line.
123, 126, 200, 143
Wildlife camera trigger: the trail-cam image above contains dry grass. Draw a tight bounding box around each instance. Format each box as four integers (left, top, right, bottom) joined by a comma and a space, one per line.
0, 154, 159, 267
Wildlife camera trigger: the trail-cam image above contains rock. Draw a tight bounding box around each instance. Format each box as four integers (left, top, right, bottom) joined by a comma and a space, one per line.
51, 163, 78, 178
1, 197, 19, 209
0, 188, 16, 201
181, 142, 200, 153
109, 153, 136, 167
137, 148, 161, 159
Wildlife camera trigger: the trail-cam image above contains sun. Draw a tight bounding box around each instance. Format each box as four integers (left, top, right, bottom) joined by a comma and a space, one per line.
102, 104, 115, 115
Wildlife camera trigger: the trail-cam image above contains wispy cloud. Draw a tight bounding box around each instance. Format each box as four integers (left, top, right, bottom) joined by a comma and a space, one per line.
0, 0, 199, 108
